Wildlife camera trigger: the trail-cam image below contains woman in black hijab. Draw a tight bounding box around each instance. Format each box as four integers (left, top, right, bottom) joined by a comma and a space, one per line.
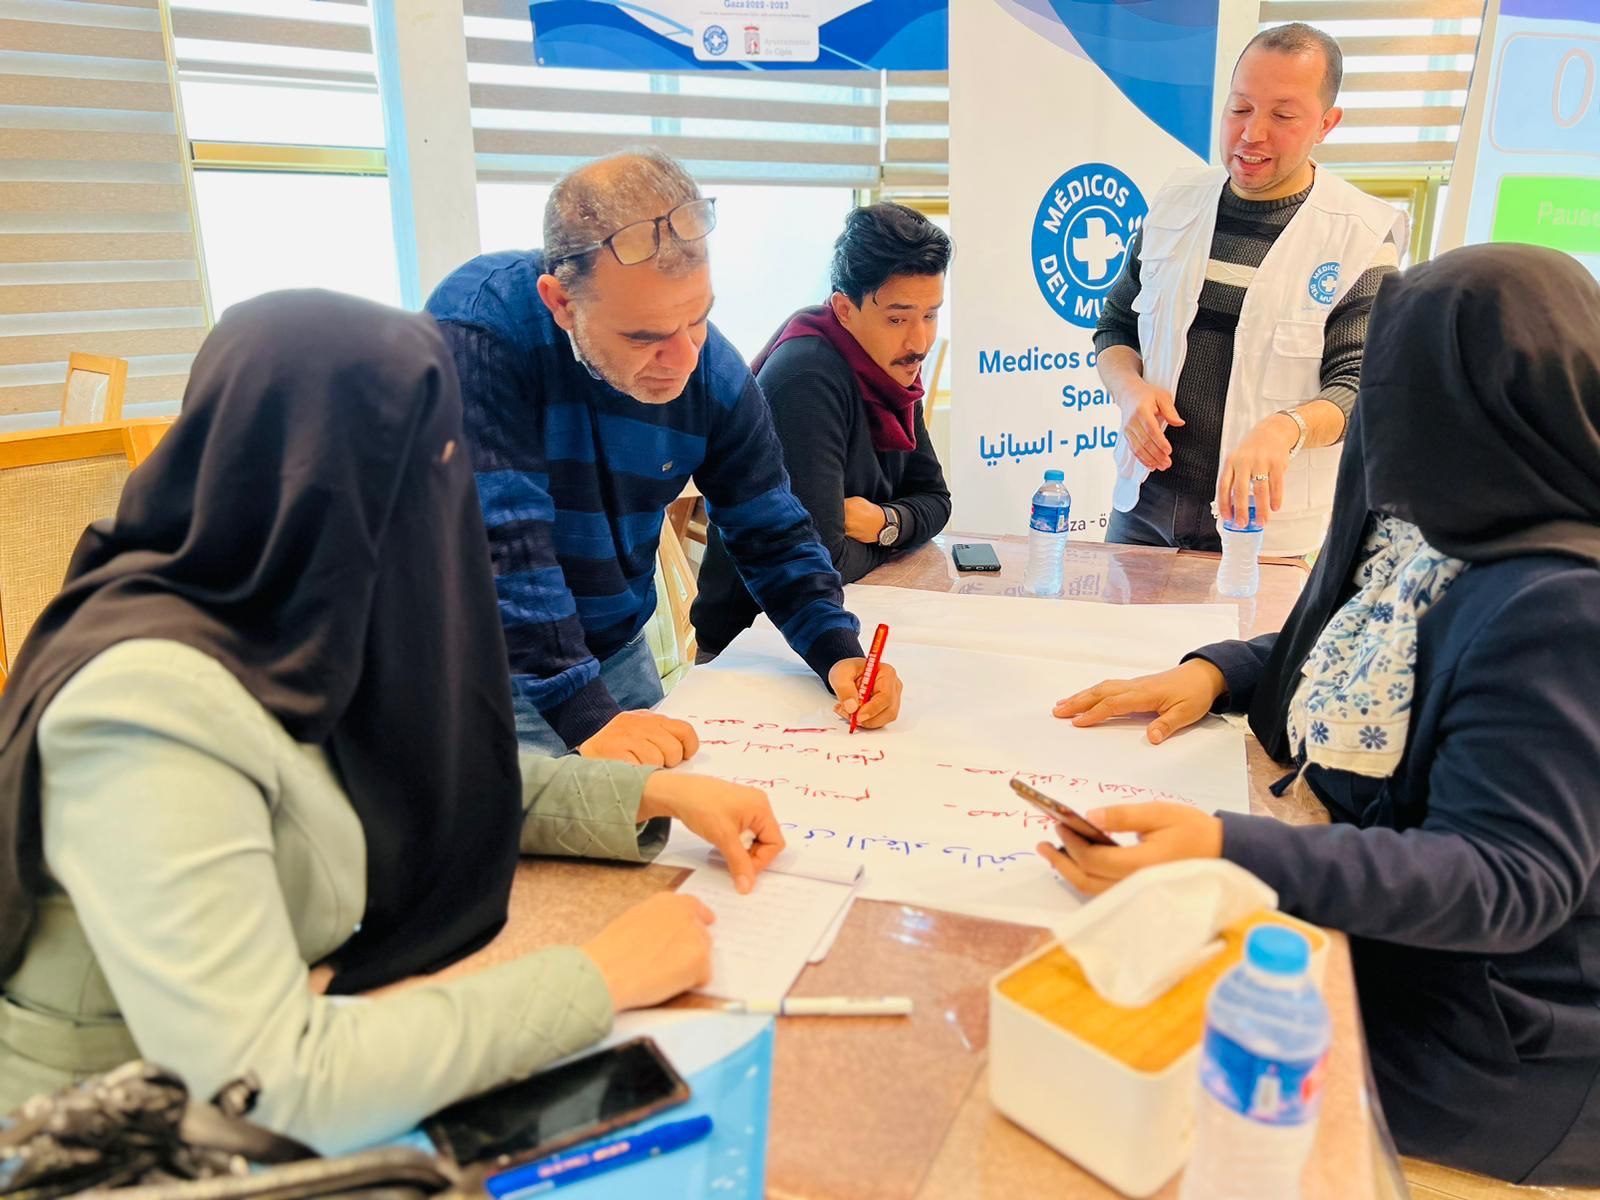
1044, 244, 1600, 1183
0, 291, 783, 1150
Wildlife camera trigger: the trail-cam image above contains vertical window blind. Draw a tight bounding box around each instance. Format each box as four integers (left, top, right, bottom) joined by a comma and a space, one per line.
0, 0, 207, 429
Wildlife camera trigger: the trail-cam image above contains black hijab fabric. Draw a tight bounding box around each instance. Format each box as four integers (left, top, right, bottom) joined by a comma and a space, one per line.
1250, 244, 1600, 761
0, 291, 523, 994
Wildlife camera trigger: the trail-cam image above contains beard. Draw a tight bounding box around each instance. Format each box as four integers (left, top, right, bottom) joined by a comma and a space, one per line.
566, 321, 685, 406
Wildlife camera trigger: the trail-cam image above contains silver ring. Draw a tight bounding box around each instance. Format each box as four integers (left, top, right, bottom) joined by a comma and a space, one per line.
1248, 473, 1270, 482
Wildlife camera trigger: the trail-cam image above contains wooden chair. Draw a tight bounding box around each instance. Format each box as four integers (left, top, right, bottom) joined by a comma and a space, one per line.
925, 337, 949, 420
666, 477, 707, 548
0, 421, 162, 684
647, 520, 700, 693
60, 353, 128, 427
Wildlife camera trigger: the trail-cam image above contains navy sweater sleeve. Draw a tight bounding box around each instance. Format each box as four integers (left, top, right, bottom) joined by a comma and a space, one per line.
1221, 572, 1600, 955
436, 321, 620, 746
1185, 633, 1278, 713
694, 369, 864, 682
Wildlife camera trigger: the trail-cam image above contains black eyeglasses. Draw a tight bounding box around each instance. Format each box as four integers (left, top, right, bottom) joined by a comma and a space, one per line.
551, 198, 718, 268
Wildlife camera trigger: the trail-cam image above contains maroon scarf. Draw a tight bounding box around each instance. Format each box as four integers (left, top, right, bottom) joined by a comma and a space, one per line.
751, 305, 923, 453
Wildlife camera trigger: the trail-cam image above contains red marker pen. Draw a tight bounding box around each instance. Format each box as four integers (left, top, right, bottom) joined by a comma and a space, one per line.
849, 623, 889, 734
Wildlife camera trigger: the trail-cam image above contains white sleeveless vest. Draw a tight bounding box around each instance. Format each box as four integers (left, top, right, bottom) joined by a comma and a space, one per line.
1112, 165, 1405, 557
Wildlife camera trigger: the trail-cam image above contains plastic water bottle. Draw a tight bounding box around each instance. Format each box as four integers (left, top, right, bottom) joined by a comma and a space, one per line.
1023, 469, 1071, 597
1216, 498, 1264, 598
1180, 926, 1331, 1200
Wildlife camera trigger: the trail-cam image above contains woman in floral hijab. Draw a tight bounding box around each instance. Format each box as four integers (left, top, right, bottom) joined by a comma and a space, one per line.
1046, 244, 1600, 1184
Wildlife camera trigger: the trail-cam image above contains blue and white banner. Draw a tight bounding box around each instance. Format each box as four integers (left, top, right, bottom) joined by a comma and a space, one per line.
529, 0, 946, 70
949, 1, 1237, 537
1440, 0, 1600, 279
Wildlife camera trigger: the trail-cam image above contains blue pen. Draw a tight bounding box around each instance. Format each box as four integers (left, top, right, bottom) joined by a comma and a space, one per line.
485, 1115, 714, 1198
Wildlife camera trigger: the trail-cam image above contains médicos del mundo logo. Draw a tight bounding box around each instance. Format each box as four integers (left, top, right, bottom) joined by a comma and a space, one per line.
1031, 163, 1147, 330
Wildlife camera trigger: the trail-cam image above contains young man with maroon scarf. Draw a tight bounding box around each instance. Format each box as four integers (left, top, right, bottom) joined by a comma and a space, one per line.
692, 203, 953, 658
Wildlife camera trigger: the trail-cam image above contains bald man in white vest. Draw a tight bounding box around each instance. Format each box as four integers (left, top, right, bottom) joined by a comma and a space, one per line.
1097, 22, 1406, 558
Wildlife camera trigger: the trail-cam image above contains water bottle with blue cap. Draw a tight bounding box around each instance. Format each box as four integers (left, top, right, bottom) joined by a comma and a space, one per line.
1023, 469, 1071, 597
1216, 497, 1264, 598
1180, 926, 1331, 1200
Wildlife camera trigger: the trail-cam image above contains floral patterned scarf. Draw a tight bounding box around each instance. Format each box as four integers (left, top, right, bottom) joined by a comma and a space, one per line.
1286, 514, 1467, 777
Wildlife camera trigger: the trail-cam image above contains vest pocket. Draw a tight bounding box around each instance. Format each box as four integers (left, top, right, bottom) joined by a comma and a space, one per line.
1261, 319, 1325, 402
1137, 206, 1200, 263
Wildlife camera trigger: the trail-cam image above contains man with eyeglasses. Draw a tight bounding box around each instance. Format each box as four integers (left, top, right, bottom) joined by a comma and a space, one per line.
426, 149, 903, 764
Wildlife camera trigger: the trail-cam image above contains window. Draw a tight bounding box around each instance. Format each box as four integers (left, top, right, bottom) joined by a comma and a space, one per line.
170, 2, 401, 316
1257, 2, 1480, 172
172, 0, 383, 148
193, 172, 400, 316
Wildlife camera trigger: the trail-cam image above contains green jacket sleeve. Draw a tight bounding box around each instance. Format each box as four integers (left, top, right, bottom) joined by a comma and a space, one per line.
35, 641, 618, 1155
518, 754, 671, 861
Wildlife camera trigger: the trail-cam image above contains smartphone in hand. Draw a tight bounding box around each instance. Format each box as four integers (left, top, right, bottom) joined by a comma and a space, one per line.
1009, 777, 1117, 846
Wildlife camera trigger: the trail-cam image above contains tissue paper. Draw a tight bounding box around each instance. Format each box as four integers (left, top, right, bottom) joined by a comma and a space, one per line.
1052, 860, 1277, 1008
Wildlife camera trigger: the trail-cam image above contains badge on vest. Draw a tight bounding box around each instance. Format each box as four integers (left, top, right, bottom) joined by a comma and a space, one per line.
1308, 261, 1340, 306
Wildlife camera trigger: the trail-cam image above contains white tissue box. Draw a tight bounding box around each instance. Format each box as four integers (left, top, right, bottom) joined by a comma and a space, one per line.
988, 910, 1328, 1198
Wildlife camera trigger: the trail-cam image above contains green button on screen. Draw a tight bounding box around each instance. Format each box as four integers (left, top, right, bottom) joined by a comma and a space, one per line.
1492, 175, 1600, 255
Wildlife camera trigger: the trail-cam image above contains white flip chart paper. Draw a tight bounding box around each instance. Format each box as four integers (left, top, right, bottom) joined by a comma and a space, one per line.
660, 587, 1249, 928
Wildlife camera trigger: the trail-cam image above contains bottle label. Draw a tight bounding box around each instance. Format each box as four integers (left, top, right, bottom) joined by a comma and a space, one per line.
1030, 501, 1070, 534
1198, 1027, 1328, 1127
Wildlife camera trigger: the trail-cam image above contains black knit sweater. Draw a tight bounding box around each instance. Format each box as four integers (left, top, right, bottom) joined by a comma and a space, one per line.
692, 335, 951, 656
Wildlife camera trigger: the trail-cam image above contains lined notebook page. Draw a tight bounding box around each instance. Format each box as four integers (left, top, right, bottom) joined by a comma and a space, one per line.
677, 869, 855, 1001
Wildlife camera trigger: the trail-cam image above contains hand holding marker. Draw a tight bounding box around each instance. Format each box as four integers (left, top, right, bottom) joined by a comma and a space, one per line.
850, 624, 890, 735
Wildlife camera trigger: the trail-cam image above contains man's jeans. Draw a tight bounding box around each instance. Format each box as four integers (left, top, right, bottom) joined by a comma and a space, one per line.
1104, 470, 1222, 552
512, 633, 665, 755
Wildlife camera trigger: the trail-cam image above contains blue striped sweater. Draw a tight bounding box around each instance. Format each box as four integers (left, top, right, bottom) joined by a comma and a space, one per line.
426, 249, 863, 747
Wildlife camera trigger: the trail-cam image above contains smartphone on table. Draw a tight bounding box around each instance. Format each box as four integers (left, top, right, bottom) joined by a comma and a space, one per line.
425, 1037, 690, 1169
951, 542, 1002, 572
1009, 776, 1117, 846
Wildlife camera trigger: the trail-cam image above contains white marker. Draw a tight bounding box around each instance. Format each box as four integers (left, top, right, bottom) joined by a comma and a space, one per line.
721, 996, 913, 1017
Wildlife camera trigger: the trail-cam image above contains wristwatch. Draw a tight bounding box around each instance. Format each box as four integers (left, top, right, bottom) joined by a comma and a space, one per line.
877, 505, 902, 547
1277, 407, 1310, 460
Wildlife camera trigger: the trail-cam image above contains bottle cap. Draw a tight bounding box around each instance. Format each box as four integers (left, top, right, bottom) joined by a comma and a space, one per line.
1043, 469, 1064, 482
1246, 926, 1310, 976
1223, 497, 1262, 533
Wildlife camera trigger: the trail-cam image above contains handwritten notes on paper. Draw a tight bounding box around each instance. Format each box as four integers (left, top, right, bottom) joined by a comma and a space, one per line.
658, 587, 1250, 928
677, 868, 855, 1001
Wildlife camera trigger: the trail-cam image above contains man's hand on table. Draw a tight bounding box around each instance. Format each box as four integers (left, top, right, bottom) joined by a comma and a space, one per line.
843, 496, 888, 544
580, 710, 699, 766
828, 658, 903, 729
1052, 660, 1226, 745
639, 772, 786, 894
1037, 804, 1223, 895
